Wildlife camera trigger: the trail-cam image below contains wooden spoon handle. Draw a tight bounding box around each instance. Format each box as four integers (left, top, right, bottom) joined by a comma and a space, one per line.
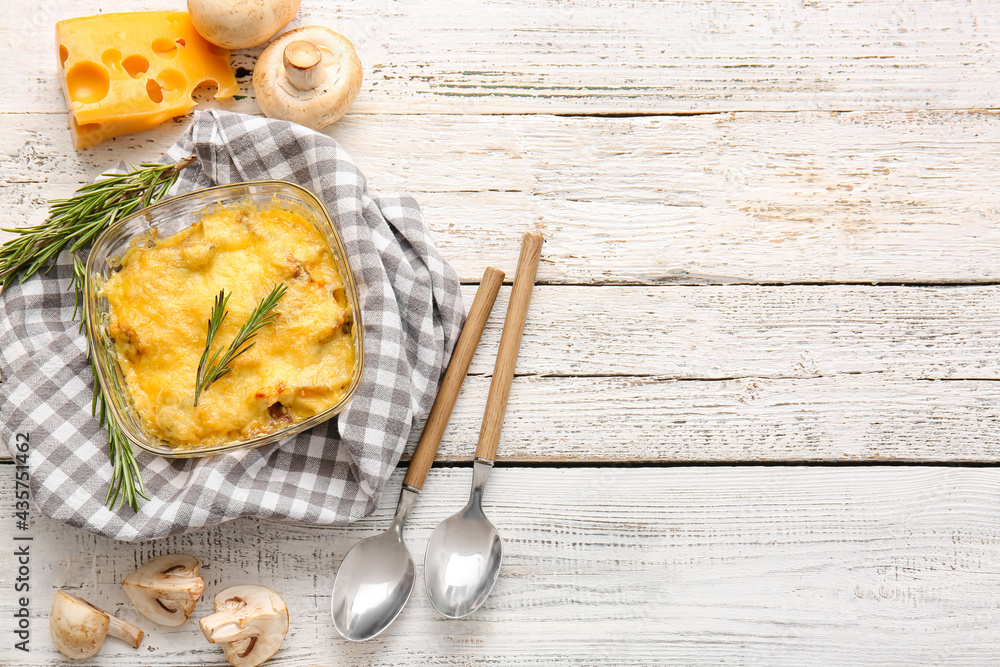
403, 266, 505, 490
475, 232, 544, 463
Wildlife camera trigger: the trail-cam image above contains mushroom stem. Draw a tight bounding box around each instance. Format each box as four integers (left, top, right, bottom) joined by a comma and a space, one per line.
107, 615, 144, 649
205, 619, 248, 645
283, 40, 326, 91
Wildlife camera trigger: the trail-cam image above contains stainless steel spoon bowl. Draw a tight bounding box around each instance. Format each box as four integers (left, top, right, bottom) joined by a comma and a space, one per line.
425, 232, 543, 619
330, 267, 505, 641
332, 489, 418, 640
424, 459, 503, 618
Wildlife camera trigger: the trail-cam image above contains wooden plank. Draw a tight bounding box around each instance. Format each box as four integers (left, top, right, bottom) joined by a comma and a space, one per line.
5, 111, 1000, 283
8, 282, 1000, 384
1, 466, 998, 665
7, 0, 1000, 114
457, 284, 1000, 380
4, 374, 1000, 464
414, 374, 1000, 463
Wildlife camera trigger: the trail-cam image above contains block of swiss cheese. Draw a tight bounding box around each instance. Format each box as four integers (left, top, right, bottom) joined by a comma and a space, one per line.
56, 12, 239, 149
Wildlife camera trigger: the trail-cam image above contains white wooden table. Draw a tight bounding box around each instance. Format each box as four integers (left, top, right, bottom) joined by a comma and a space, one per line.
3, 1, 1000, 664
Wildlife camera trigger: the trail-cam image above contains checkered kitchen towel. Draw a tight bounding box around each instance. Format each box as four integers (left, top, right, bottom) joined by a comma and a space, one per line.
0, 110, 465, 540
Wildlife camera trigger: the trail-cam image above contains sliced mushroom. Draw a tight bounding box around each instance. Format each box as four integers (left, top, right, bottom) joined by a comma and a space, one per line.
253, 26, 363, 130
200, 585, 289, 667
50, 591, 143, 659
123, 553, 206, 626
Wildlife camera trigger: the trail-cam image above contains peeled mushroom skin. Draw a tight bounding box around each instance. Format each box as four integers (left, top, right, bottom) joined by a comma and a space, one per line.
123, 553, 205, 626
252, 26, 363, 130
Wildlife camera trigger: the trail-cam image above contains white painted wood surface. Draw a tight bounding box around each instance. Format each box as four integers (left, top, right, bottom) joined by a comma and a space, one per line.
2, 0, 1000, 664
3, 466, 1000, 666
6, 0, 1000, 114
6, 111, 1000, 283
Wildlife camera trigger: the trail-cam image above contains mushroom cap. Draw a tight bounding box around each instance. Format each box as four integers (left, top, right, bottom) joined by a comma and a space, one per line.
252, 26, 363, 130
50, 591, 144, 659
123, 553, 206, 627
51, 591, 109, 659
188, 0, 301, 49
200, 585, 289, 667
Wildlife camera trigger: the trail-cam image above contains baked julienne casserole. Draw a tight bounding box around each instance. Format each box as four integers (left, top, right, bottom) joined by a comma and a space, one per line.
101, 198, 357, 450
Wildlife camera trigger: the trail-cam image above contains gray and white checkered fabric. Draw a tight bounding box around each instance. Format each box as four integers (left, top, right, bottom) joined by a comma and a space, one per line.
0, 110, 465, 540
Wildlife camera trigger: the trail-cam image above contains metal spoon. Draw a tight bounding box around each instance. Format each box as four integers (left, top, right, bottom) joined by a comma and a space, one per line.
424, 232, 544, 618
331, 266, 505, 641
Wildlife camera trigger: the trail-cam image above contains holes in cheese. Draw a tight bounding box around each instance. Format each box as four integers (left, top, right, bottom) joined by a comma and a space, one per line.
66, 61, 110, 104
56, 11, 238, 149
146, 79, 163, 103
152, 37, 178, 59
102, 49, 123, 72
123, 54, 150, 79
156, 68, 187, 93
190, 79, 221, 103
72, 117, 105, 149
73, 117, 102, 134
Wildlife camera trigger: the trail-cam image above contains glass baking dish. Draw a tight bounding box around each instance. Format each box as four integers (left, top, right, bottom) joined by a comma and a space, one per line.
84, 180, 364, 458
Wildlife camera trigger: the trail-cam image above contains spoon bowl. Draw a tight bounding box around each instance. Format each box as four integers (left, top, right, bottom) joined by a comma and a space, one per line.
331, 490, 417, 641
424, 461, 504, 618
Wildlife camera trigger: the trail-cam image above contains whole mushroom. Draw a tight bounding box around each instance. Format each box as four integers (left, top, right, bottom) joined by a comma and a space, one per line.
123, 553, 205, 626
252, 26, 363, 130
188, 0, 301, 49
50, 591, 144, 660
200, 585, 289, 667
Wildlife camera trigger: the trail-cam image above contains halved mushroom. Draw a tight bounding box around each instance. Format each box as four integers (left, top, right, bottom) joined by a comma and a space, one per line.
252, 26, 363, 130
200, 585, 289, 667
123, 553, 205, 626
50, 591, 143, 659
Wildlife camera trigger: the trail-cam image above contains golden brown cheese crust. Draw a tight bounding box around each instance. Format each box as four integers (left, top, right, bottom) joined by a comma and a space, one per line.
101, 200, 356, 449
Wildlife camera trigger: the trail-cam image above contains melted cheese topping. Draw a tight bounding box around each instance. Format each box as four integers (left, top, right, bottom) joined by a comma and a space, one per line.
102, 200, 356, 450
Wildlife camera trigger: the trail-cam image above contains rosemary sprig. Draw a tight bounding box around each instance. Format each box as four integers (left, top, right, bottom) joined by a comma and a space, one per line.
0, 157, 194, 510
90, 354, 147, 510
0, 156, 194, 290
194, 284, 288, 406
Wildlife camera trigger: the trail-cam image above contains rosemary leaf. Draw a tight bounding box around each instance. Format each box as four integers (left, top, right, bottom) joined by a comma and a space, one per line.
194, 284, 288, 406
71, 253, 86, 327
